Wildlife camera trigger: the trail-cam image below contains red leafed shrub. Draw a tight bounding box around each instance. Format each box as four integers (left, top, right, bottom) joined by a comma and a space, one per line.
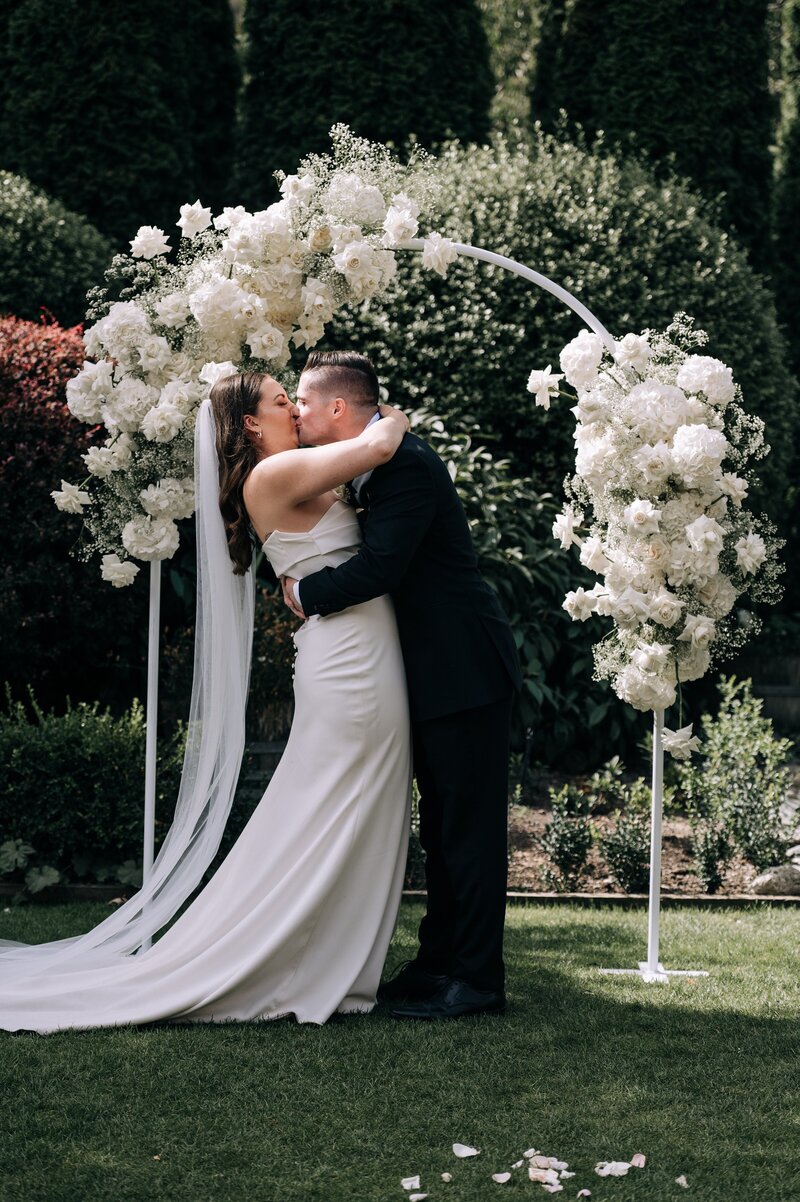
0, 314, 146, 715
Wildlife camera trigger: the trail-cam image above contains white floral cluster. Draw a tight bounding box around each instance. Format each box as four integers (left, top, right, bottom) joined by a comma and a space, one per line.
537, 320, 782, 716
54, 127, 458, 585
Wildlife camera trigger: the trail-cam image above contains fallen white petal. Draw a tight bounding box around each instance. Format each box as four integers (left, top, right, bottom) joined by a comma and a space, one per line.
453, 1143, 480, 1158
401, 1177, 421, 1191
512, 1160, 524, 1169
531, 1155, 552, 1168
631, 1153, 646, 1168
549, 1159, 569, 1172
543, 1185, 563, 1195
441, 1173, 453, 1183
560, 1170, 575, 1179
529, 1167, 560, 1185
595, 1161, 631, 1177
675, 1175, 689, 1188
492, 1172, 511, 1183
577, 1191, 592, 1198
409, 1195, 428, 1202
523, 1148, 538, 1159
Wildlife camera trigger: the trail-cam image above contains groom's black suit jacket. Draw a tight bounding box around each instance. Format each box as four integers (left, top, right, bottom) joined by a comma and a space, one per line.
298, 432, 523, 723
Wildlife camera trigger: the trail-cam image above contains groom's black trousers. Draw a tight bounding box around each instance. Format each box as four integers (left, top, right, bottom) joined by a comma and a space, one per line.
411, 693, 512, 994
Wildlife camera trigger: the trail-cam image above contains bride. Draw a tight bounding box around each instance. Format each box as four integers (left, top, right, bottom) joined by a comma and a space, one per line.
0, 370, 413, 1033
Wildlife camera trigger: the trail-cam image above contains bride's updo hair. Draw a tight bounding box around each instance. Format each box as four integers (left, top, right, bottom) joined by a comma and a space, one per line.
209, 371, 266, 575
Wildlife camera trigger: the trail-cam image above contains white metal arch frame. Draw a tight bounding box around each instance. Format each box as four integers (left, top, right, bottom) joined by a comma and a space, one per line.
142, 240, 703, 980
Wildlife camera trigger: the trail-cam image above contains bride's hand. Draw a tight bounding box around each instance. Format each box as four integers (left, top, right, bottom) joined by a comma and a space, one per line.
378, 403, 411, 434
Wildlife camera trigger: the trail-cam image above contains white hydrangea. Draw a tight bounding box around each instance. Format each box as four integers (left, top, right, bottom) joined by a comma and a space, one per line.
559, 329, 605, 389
88, 301, 151, 365
677, 643, 711, 682
154, 292, 191, 329
321, 172, 386, 226
189, 274, 250, 342
620, 381, 688, 443
139, 477, 195, 521
121, 515, 180, 561
631, 641, 672, 673
66, 360, 115, 423
671, 423, 729, 486
615, 664, 677, 712
676, 355, 735, 408
102, 377, 159, 434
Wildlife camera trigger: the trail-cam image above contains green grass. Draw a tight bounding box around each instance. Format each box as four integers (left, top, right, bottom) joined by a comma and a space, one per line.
1, 902, 799, 1202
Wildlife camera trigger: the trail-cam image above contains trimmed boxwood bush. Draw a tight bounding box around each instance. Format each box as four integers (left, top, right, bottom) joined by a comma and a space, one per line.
235, 0, 494, 207
0, 173, 113, 326
530, 0, 776, 260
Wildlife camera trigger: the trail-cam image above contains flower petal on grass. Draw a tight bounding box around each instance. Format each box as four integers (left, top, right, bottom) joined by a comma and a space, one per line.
595, 1161, 631, 1177
401, 1177, 421, 1191
529, 1168, 560, 1185
409, 1194, 428, 1201
512, 1160, 524, 1169
440, 1173, 453, 1183
453, 1143, 480, 1158
577, 1191, 592, 1198
631, 1153, 646, 1168
542, 1184, 564, 1195
560, 1170, 575, 1178
676, 1175, 689, 1188
523, 1149, 539, 1159
492, 1172, 512, 1183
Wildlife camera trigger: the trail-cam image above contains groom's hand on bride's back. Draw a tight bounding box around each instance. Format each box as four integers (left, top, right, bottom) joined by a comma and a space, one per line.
280, 575, 306, 620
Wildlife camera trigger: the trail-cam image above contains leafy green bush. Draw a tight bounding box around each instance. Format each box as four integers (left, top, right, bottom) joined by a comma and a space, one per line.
0, 685, 187, 893
774, 0, 800, 377
330, 130, 798, 520
598, 811, 651, 893
538, 784, 593, 890
675, 676, 792, 872
0, 172, 113, 326
690, 821, 734, 895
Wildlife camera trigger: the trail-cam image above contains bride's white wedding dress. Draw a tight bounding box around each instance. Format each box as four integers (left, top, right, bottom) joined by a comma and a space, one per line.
0, 500, 412, 1033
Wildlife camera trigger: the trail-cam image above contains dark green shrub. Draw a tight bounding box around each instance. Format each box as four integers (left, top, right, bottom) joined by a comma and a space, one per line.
0, 173, 113, 326
598, 811, 651, 893
0, 685, 187, 891
774, 0, 800, 376
530, 0, 776, 260
675, 676, 792, 872
0, 1, 237, 247
235, 0, 494, 207
538, 784, 593, 890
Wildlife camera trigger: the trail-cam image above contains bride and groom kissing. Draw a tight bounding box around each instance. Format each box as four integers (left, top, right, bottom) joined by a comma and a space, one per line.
0, 349, 521, 1034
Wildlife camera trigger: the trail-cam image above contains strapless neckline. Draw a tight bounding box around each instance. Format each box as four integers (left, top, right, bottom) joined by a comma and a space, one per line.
262, 499, 352, 549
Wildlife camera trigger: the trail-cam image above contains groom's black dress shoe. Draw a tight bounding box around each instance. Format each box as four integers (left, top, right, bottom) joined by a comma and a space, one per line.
389, 978, 506, 1020
376, 960, 450, 1003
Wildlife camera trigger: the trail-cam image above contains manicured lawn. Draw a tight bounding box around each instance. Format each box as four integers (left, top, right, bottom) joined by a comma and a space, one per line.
1, 902, 798, 1202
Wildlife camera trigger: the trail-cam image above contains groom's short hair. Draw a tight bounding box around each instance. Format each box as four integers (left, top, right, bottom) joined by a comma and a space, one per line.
302, 350, 379, 409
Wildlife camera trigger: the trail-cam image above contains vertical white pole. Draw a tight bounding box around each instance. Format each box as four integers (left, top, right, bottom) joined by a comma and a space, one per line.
646, 709, 665, 973
140, 559, 161, 953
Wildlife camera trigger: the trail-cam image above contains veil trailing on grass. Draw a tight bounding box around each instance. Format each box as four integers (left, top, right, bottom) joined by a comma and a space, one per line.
0, 397, 255, 978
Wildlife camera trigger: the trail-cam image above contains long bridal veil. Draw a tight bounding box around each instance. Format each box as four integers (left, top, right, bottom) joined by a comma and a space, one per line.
0, 397, 256, 979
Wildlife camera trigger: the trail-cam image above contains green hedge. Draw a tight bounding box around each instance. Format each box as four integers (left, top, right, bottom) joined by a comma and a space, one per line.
235, 0, 494, 207
530, 0, 776, 261
774, 0, 800, 376
0, 172, 113, 326
0, 687, 186, 891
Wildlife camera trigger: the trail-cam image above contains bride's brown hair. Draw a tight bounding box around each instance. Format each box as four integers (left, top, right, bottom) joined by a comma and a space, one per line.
209, 371, 266, 575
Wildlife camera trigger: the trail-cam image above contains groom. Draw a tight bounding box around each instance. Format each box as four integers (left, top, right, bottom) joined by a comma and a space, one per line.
281, 349, 522, 1020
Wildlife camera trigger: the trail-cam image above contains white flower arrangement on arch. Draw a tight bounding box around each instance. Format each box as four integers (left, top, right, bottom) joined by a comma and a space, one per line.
53, 126, 457, 585
531, 314, 783, 730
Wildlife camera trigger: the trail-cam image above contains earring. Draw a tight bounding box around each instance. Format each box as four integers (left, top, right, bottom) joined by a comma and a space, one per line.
256, 429, 263, 439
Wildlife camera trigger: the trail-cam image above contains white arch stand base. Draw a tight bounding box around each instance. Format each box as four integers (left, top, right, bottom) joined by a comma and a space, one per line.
598, 710, 709, 983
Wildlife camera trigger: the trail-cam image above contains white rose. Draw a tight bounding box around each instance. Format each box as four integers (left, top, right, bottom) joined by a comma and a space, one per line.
246, 322, 286, 361
587, 582, 614, 616
563, 587, 596, 622
212, 205, 248, 231
308, 224, 334, 252
552, 506, 582, 549
735, 532, 767, 574
685, 514, 725, 557
526, 365, 564, 410
333, 239, 376, 281
677, 614, 716, 649
421, 232, 458, 277
676, 355, 735, 408
159, 379, 200, 415
154, 292, 191, 329
177, 199, 213, 239
559, 329, 605, 389
611, 586, 650, 629
671, 424, 729, 486
639, 534, 671, 575
624, 499, 662, 535
140, 401, 185, 443
662, 724, 702, 760
66, 360, 114, 423
121, 515, 180, 561
630, 440, 674, 490
130, 225, 171, 259
381, 204, 419, 247
571, 388, 609, 425
631, 641, 673, 673
136, 334, 173, 375
575, 429, 616, 488
580, 535, 611, 574
51, 479, 91, 514
199, 361, 239, 388
647, 588, 685, 628
279, 173, 315, 203
101, 553, 140, 588
613, 332, 652, 373
718, 472, 749, 505
696, 573, 737, 617
82, 445, 116, 477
